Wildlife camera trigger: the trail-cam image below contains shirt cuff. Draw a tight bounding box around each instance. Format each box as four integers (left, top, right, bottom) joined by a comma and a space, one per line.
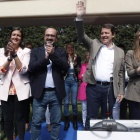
18, 67, 22, 73
76, 17, 83, 21
0, 67, 6, 74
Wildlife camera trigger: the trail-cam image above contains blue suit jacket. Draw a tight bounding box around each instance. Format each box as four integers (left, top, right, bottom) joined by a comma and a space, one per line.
28, 46, 69, 99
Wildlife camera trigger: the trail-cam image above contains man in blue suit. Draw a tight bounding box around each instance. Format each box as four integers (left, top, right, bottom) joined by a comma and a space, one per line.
29, 28, 69, 140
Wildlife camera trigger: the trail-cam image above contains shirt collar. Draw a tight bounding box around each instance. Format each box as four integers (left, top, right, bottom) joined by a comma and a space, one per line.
102, 43, 115, 50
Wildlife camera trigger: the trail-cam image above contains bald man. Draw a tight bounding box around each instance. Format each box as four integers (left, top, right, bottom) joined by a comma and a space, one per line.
29, 28, 69, 140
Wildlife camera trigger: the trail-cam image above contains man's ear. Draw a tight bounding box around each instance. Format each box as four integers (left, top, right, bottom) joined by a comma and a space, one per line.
112, 33, 116, 38
55, 36, 58, 42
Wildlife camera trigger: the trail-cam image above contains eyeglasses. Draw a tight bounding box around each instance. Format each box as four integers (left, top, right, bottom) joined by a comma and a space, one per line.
45, 34, 56, 38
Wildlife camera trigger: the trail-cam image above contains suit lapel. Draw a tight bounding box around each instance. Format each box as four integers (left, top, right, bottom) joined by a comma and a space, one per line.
40, 46, 45, 59
113, 46, 118, 71
52, 47, 57, 68
92, 44, 102, 77
92, 43, 102, 60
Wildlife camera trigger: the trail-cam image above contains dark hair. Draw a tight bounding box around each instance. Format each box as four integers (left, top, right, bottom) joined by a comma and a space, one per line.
25, 42, 33, 50
133, 29, 140, 61
4, 27, 25, 56
118, 43, 125, 50
102, 23, 116, 35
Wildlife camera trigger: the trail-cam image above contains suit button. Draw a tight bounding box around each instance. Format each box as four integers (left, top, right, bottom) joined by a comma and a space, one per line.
134, 83, 136, 85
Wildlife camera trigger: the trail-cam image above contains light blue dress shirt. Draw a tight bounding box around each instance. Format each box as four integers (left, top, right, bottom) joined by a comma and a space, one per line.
44, 45, 55, 88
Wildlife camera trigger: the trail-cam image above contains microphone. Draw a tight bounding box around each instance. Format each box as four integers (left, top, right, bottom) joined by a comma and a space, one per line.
45, 42, 54, 46
106, 77, 113, 119
45, 39, 55, 46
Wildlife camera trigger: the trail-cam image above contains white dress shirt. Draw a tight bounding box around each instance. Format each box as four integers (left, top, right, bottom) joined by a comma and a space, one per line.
95, 44, 114, 82
44, 46, 55, 88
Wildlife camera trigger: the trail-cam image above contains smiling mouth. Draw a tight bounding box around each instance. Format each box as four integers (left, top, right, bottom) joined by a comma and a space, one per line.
12, 39, 19, 42
45, 41, 54, 45
102, 38, 108, 41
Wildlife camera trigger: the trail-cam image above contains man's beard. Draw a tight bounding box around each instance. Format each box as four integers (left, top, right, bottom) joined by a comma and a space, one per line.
45, 39, 54, 45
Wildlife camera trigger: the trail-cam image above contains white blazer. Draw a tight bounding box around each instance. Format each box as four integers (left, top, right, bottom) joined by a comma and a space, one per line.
0, 48, 2, 105
0, 47, 31, 101
0, 75, 1, 105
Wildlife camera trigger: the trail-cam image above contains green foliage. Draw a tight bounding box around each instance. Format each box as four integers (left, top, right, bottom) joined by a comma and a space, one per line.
22, 26, 45, 48
0, 27, 12, 47
1, 24, 140, 63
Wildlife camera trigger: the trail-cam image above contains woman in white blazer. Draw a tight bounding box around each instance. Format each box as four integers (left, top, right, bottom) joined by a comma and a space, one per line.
0, 27, 31, 140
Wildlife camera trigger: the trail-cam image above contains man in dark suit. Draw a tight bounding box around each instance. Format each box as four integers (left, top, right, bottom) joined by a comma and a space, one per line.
75, 1, 125, 130
29, 28, 69, 140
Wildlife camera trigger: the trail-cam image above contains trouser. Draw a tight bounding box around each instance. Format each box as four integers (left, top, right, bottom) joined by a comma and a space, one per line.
85, 83, 115, 130
81, 101, 87, 127
64, 79, 78, 116
128, 100, 140, 120
45, 105, 51, 124
112, 99, 120, 120
0, 105, 2, 139
24, 97, 33, 123
120, 98, 129, 119
31, 90, 62, 140
1, 95, 25, 140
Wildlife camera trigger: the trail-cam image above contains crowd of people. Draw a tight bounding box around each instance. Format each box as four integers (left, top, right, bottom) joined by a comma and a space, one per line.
0, 1, 140, 140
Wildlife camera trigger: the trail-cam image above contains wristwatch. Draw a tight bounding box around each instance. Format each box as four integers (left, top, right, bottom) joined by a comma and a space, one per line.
12, 54, 18, 58
7, 57, 13, 62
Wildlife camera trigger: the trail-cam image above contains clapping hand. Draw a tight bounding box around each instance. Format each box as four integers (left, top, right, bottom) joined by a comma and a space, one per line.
6, 40, 16, 58
46, 44, 55, 55
74, 54, 77, 65
76, 1, 86, 18
74, 54, 77, 62
68, 54, 72, 63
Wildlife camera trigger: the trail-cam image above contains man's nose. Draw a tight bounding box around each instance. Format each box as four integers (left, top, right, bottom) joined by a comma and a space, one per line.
48, 35, 52, 39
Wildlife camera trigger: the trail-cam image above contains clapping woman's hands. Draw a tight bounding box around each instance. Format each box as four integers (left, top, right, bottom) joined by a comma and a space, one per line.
74, 54, 77, 66
6, 40, 16, 57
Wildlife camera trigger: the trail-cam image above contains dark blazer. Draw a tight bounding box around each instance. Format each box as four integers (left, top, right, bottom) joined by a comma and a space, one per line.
28, 46, 69, 99
125, 50, 140, 102
75, 20, 125, 98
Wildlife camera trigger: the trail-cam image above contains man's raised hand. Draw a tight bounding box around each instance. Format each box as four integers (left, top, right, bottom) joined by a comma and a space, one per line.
76, 1, 86, 18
